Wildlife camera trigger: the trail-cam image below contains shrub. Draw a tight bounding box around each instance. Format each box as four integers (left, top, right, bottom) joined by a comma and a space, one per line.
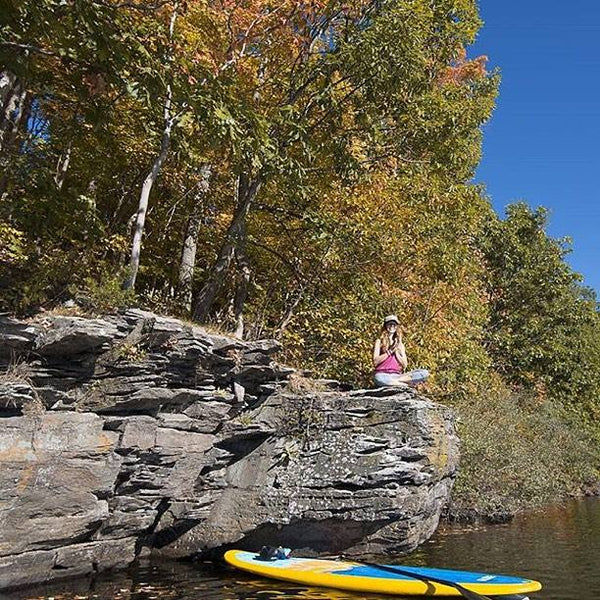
70, 271, 136, 314
447, 380, 600, 520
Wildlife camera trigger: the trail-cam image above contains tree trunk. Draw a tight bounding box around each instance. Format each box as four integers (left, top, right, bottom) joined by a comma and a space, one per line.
123, 2, 179, 291
83, 179, 97, 243
118, 212, 138, 268
177, 165, 212, 313
0, 81, 26, 152
193, 173, 261, 322
178, 210, 202, 313
54, 141, 72, 190
122, 101, 174, 290
1, 72, 22, 148
233, 220, 251, 338
277, 285, 305, 337
0, 72, 28, 197
0, 71, 16, 109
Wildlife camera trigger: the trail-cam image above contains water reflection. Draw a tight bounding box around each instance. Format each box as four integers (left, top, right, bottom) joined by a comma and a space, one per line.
4, 498, 599, 600
415, 498, 600, 600
5, 563, 396, 600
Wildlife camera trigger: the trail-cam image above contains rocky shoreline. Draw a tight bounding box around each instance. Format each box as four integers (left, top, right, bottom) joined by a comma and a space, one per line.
0, 310, 459, 591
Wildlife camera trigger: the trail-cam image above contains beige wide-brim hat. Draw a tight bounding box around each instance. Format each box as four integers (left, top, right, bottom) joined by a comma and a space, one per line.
383, 314, 399, 325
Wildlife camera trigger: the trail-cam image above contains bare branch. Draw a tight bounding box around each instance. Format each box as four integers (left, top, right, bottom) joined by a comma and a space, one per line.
239, 5, 287, 59
304, 75, 376, 136
91, 0, 172, 11
0, 42, 56, 56
247, 237, 304, 283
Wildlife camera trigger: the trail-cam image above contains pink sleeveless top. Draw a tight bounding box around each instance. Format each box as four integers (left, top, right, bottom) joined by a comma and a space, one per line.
375, 351, 402, 374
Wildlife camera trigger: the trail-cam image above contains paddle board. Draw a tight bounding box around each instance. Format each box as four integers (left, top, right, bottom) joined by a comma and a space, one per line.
224, 550, 542, 597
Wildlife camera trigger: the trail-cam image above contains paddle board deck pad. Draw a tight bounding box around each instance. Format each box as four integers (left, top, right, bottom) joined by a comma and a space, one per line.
224, 550, 542, 597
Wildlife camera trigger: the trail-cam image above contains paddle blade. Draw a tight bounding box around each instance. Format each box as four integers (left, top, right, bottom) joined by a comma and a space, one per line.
453, 583, 494, 600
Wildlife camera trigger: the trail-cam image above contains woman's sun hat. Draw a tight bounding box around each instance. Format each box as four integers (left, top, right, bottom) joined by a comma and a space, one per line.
383, 314, 399, 325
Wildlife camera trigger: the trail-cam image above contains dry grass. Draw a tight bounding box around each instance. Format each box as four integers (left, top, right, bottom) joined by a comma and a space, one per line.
0, 356, 32, 384
42, 304, 88, 318
0, 356, 45, 415
284, 372, 328, 395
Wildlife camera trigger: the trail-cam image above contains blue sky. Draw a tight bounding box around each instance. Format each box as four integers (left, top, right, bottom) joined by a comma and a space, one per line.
469, 1, 600, 295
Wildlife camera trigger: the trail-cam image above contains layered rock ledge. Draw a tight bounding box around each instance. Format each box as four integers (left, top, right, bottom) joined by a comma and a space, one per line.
0, 310, 459, 591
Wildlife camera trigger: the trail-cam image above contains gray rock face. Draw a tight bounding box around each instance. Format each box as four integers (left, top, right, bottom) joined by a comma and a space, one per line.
0, 311, 459, 591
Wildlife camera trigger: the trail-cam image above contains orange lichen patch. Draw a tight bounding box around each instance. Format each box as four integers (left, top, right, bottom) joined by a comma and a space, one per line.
424, 412, 453, 472
16, 463, 37, 492
96, 432, 118, 453
0, 445, 35, 462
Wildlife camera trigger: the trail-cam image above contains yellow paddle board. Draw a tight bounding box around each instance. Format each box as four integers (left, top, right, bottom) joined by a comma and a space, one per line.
224, 550, 542, 597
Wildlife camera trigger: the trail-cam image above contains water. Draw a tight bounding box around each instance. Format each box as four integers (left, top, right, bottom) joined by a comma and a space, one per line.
413, 498, 600, 599
4, 499, 599, 600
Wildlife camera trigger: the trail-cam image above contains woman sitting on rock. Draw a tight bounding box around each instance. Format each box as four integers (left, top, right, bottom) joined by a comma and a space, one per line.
372, 315, 429, 387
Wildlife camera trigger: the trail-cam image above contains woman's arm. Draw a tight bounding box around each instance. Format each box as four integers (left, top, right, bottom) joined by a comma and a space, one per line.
394, 340, 408, 370
373, 339, 390, 366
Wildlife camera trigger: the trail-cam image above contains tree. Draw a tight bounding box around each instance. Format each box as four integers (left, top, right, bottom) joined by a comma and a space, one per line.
123, 0, 181, 290
191, 0, 497, 333
481, 202, 600, 410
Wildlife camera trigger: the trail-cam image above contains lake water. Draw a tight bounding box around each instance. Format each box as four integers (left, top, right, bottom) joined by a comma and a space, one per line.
4, 498, 599, 600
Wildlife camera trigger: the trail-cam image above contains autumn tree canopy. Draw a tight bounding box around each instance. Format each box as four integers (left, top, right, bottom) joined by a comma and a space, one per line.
1, 0, 599, 432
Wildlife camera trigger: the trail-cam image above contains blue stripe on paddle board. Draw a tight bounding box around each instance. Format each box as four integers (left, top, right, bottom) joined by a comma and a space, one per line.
334, 565, 528, 585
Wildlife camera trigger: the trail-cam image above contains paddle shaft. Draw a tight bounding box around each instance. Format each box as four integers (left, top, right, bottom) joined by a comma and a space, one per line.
349, 560, 494, 600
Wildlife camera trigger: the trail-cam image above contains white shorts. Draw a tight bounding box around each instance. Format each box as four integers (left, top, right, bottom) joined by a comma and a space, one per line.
373, 369, 430, 387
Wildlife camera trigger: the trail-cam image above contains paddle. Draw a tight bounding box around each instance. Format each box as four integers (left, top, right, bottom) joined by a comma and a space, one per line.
343, 558, 495, 600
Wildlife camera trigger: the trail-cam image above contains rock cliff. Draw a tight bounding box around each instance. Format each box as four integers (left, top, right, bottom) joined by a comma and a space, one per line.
0, 310, 459, 591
